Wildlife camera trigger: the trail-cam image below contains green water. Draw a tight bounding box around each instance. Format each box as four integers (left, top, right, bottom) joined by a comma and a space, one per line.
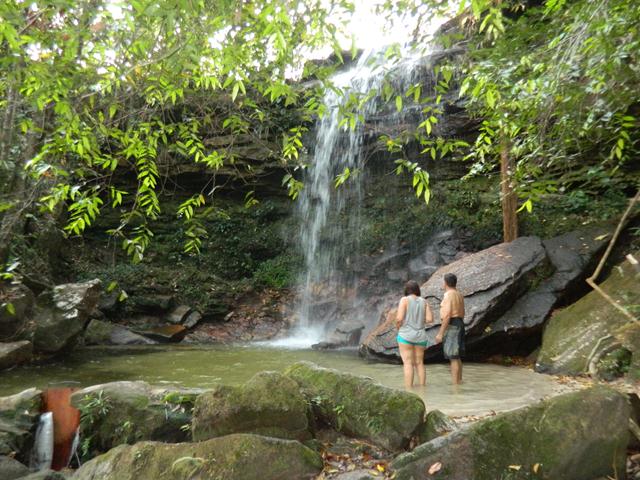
0, 345, 562, 417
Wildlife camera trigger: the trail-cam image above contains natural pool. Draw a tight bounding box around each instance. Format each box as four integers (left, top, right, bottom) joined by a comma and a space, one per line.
0, 345, 563, 417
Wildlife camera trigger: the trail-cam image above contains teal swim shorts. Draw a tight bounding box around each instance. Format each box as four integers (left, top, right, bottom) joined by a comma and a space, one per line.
396, 334, 428, 347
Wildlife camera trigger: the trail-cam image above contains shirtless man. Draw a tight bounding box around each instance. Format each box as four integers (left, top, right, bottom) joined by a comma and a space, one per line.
435, 273, 465, 384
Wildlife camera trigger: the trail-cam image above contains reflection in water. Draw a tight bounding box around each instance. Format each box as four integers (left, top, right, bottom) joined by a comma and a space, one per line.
0, 345, 561, 417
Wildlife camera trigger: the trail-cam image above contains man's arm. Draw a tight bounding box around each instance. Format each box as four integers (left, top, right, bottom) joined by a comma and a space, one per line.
425, 301, 434, 325
435, 293, 451, 343
395, 297, 407, 329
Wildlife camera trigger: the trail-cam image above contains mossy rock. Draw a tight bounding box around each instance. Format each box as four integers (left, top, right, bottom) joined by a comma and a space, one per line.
536, 255, 640, 375
191, 371, 311, 442
284, 361, 425, 451
72, 433, 323, 480
415, 410, 457, 445
392, 386, 629, 480
615, 322, 640, 382
0, 388, 42, 460
70, 381, 201, 457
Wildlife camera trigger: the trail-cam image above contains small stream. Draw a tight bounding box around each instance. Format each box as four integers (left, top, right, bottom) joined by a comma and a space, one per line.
0, 345, 563, 417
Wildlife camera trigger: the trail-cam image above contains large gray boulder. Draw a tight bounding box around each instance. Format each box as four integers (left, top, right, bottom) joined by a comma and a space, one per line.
464, 224, 613, 354
70, 381, 201, 457
27, 280, 101, 353
361, 236, 548, 360
536, 254, 640, 375
72, 434, 323, 480
392, 386, 629, 480
0, 388, 42, 461
0, 341, 32, 371
192, 371, 311, 442
285, 361, 425, 451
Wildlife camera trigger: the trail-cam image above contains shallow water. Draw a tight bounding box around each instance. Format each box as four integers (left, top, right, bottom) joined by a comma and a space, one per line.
0, 345, 561, 417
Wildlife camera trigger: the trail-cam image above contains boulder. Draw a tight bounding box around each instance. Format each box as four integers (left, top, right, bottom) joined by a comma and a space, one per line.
0, 455, 29, 480
72, 433, 323, 480
128, 294, 173, 314
0, 388, 42, 460
421, 236, 548, 333
316, 320, 366, 349
132, 325, 187, 343
361, 237, 549, 361
182, 311, 202, 329
284, 361, 425, 451
70, 381, 201, 456
415, 410, 457, 445
0, 341, 32, 370
454, 224, 613, 355
192, 371, 310, 442
0, 284, 35, 341
536, 255, 640, 375
28, 280, 101, 353
392, 386, 629, 480
83, 320, 156, 346
165, 305, 191, 324
540, 224, 612, 300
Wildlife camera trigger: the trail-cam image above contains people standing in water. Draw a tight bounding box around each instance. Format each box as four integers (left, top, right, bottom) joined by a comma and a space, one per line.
435, 273, 465, 385
395, 280, 433, 388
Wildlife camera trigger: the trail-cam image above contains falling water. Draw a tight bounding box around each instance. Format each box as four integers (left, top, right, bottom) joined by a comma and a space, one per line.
270, 14, 453, 348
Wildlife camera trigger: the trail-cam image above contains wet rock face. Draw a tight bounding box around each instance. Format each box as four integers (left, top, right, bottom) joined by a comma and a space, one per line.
392, 386, 629, 480
72, 433, 323, 480
70, 381, 202, 456
284, 361, 425, 452
536, 254, 640, 375
28, 279, 101, 353
192, 371, 311, 442
0, 341, 32, 371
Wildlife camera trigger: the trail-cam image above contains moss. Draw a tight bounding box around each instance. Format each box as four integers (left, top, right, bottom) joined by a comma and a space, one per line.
74, 434, 323, 480
191, 371, 311, 442
393, 387, 629, 480
537, 256, 640, 374
284, 361, 425, 451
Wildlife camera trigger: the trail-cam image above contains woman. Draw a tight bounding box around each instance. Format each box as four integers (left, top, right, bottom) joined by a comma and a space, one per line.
395, 280, 433, 388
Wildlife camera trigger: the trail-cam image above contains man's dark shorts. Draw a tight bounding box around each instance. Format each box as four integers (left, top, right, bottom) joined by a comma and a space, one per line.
443, 317, 465, 360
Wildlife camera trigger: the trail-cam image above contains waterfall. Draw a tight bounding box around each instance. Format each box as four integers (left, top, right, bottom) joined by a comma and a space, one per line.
272, 17, 451, 348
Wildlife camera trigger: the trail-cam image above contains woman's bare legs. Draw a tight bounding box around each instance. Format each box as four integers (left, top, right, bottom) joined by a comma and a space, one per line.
399, 342, 415, 388
414, 347, 426, 386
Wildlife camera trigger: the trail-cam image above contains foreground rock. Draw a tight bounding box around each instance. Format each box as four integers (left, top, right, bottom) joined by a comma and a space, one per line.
415, 410, 457, 445
27, 280, 101, 353
536, 254, 640, 375
0, 341, 32, 370
0, 455, 29, 480
392, 386, 628, 480
72, 433, 323, 480
70, 381, 201, 455
285, 361, 424, 451
192, 371, 310, 441
0, 388, 42, 461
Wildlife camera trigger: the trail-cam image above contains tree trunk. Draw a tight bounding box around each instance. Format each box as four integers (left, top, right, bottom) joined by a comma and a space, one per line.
500, 137, 518, 243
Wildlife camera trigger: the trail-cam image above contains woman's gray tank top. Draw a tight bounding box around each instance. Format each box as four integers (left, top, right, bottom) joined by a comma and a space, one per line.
398, 296, 428, 343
